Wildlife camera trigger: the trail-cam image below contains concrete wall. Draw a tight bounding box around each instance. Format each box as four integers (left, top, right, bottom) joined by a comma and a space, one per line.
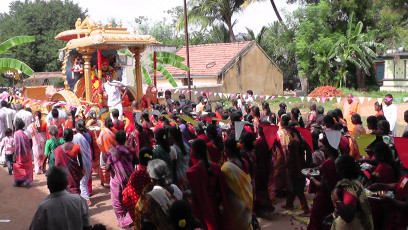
222, 43, 283, 95
155, 43, 283, 96
380, 59, 408, 92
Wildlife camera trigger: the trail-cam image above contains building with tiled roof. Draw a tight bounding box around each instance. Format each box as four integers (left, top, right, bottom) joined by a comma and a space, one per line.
155, 41, 283, 96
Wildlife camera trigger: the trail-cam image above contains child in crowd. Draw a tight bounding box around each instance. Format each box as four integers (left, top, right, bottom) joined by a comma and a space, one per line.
1, 128, 14, 175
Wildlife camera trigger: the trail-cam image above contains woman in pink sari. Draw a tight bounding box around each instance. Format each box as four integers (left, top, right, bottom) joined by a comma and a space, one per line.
27, 111, 48, 174
106, 130, 135, 228
13, 118, 33, 187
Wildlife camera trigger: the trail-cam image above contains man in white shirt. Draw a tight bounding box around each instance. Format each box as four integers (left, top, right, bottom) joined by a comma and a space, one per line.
245, 89, 254, 105
1, 100, 15, 130
29, 166, 91, 230
103, 73, 127, 120
195, 96, 204, 113
14, 104, 33, 130
383, 94, 398, 136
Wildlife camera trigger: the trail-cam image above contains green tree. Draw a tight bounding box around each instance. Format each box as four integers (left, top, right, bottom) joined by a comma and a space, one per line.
262, 21, 298, 89
374, 0, 408, 48
291, 1, 339, 90
0, 36, 35, 85
329, 13, 384, 88
0, 0, 87, 72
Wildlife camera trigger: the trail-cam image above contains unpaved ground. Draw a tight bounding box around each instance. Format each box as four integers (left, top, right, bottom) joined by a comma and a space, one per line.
0, 166, 307, 230
336, 100, 408, 135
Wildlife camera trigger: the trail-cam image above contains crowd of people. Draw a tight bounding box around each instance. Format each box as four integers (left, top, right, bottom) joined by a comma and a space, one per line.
0, 89, 407, 230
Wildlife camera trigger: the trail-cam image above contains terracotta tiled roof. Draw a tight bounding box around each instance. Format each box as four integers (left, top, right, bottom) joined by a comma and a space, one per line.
162, 41, 252, 77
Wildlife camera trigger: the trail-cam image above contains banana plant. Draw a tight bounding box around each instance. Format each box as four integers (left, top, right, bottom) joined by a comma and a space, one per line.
119, 50, 189, 87
0, 36, 35, 85
143, 51, 189, 88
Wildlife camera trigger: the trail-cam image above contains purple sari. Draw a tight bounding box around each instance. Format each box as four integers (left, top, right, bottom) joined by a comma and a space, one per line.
107, 145, 135, 228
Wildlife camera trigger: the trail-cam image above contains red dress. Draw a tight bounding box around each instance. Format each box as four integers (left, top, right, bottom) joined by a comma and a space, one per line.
122, 166, 151, 221
386, 176, 408, 230
207, 142, 223, 165
307, 158, 339, 230
187, 162, 233, 230
372, 162, 395, 184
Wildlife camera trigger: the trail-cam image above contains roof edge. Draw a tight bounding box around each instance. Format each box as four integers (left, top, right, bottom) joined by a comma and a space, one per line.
217, 40, 256, 77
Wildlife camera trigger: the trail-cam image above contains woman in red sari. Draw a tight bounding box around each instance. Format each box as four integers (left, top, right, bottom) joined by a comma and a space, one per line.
13, 118, 33, 187
369, 174, 408, 230
206, 124, 224, 165
54, 128, 84, 194
254, 123, 275, 218
370, 142, 398, 184
122, 147, 152, 221
307, 136, 339, 230
50, 109, 64, 139
187, 138, 232, 230
63, 108, 76, 129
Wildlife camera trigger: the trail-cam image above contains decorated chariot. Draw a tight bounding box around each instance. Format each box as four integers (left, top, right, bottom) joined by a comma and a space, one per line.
22, 18, 161, 114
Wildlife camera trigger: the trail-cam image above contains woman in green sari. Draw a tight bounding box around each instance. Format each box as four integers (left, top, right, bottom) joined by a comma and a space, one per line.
153, 128, 177, 182
43, 125, 64, 169
331, 155, 373, 230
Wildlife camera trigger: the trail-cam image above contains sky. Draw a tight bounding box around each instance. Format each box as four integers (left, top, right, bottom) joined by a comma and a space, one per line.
0, 0, 299, 35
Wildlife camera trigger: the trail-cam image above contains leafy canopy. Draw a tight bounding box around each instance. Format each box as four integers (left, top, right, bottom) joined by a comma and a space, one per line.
0, 0, 87, 72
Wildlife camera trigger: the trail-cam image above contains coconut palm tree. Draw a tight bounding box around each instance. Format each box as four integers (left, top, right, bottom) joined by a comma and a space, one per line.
244, 26, 268, 45
242, 0, 283, 22
0, 36, 35, 85
177, 0, 248, 42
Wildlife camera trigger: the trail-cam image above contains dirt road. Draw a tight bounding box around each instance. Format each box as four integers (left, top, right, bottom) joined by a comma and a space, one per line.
0, 167, 306, 230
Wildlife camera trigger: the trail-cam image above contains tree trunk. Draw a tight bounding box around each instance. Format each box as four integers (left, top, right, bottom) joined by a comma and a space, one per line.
299, 74, 308, 95
356, 67, 366, 89
270, 0, 283, 22
227, 21, 236, 42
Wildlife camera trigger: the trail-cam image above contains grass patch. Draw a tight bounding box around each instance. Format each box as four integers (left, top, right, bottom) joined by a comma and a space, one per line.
338, 87, 408, 98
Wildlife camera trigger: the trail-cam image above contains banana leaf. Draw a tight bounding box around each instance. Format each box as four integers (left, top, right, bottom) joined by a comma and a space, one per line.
0, 36, 35, 55
149, 63, 177, 87
118, 49, 133, 58
0, 58, 34, 76
0, 76, 6, 86
148, 51, 185, 62
155, 57, 190, 71
142, 66, 153, 86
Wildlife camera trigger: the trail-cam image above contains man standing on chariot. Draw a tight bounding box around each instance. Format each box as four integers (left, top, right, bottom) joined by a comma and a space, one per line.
102, 74, 127, 121
91, 54, 119, 103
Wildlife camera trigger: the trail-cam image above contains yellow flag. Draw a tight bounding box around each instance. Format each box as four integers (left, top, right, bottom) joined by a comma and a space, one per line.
355, 134, 376, 157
